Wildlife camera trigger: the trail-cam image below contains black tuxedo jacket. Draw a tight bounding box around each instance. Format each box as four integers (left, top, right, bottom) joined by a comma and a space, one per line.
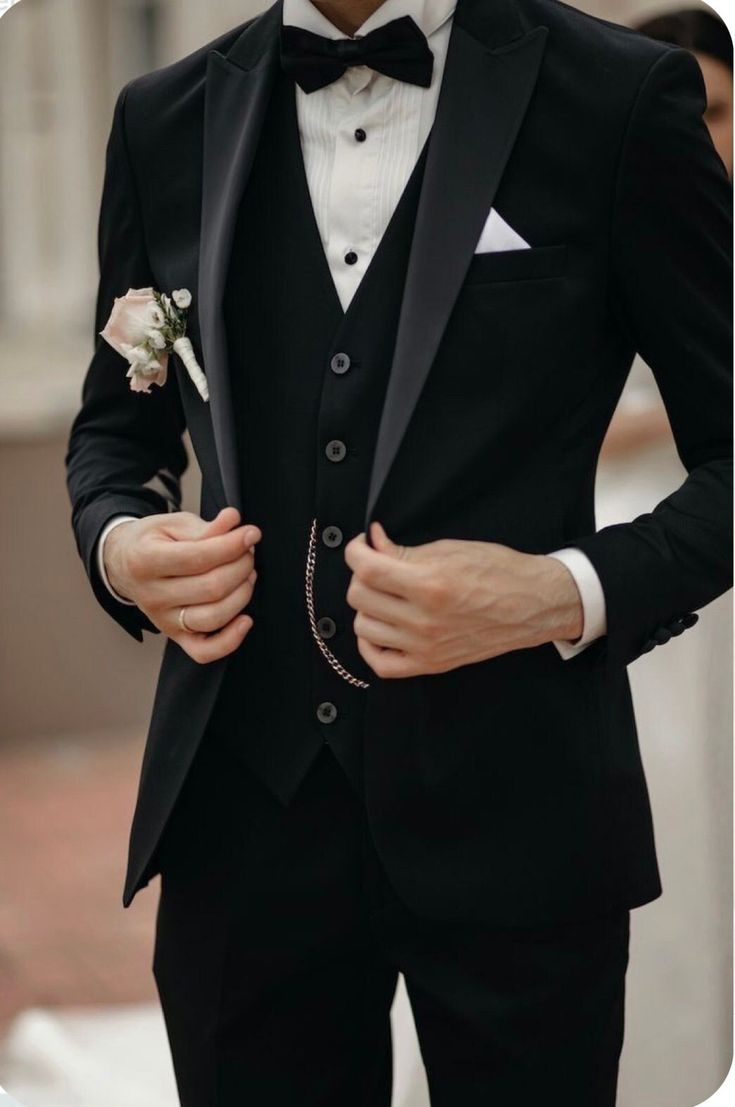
67, 0, 732, 923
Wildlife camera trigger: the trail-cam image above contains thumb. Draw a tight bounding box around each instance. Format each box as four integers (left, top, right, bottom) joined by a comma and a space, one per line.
163, 507, 241, 541
200, 507, 242, 539
370, 521, 407, 559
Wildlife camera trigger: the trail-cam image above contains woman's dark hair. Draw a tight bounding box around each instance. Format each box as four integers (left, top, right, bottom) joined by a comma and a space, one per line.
636, 8, 733, 71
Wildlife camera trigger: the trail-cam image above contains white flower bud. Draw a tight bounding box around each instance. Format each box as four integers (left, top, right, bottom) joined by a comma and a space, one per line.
172, 289, 192, 310
128, 345, 151, 365
146, 328, 167, 349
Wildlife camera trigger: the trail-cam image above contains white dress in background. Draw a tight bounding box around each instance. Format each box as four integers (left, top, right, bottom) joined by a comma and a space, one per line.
597, 358, 732, 1107
391, 978, 430, 1107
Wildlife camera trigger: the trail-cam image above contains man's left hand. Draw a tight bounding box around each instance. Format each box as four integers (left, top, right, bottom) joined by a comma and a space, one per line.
345, 523, 584, 679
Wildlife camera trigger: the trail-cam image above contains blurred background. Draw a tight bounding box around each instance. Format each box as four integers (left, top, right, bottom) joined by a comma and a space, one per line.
0, 0, 731, 1104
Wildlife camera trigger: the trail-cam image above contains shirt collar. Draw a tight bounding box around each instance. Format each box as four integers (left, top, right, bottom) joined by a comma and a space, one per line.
282, 0, 456, 41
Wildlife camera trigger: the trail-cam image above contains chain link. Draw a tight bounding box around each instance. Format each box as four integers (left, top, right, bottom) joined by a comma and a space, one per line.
305, 518, 370, 690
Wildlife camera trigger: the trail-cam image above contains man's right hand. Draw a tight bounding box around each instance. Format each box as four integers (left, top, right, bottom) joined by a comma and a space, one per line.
103, 507, 260, 663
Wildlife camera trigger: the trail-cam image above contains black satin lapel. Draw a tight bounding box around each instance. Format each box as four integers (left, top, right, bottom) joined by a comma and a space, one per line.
365, 21, 548, 524
198, 12, 280, 512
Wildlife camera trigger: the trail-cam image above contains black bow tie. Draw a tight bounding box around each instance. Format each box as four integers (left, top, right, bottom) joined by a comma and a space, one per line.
281, 15, 434, 94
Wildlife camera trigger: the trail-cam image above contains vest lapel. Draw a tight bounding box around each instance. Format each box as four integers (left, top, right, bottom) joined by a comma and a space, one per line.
365, 0, 548, 524
199, 1, 282, 511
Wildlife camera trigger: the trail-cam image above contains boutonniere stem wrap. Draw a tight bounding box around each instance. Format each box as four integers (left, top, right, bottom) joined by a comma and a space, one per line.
100, 287, 209, 402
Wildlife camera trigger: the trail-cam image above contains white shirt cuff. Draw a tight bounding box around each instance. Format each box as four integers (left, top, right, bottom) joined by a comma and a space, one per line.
96, 516, 138, 605
547, 547, 607, 660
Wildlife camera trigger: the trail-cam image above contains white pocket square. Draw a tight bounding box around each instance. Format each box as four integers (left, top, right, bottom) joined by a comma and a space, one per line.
475, 209, 530, 254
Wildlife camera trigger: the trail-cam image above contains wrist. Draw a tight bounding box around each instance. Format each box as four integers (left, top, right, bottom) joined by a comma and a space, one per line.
535, 554, 584, 643
104, 520, 137, 601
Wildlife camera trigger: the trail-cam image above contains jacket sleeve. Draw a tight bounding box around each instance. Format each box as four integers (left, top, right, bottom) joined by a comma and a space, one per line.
573, 46, 733, 669
66, 83, 188, 642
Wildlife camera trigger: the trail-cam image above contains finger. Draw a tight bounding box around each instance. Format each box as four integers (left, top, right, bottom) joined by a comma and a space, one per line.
345, 536, 420, 599
357, 637, 418, 679
353, 612, 409, 651
346, 578, 411, 623
158, 508, 239, 542
369, 521, 407, 560
148, 524, 261, 578
177, 613, 254, 665
150, 551, 255, 607
201, 507, 242, 538
177, 572, 256, 634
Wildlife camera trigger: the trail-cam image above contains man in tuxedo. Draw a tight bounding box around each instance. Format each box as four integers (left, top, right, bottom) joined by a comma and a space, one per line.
66, 0, 732, 1100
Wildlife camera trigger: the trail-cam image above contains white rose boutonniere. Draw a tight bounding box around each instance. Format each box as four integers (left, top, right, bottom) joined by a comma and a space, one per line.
101, 287, 209, 401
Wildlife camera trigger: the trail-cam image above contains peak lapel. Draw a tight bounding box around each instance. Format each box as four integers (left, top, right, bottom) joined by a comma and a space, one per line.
365, 1, 548, 524
198, 2, 282, 512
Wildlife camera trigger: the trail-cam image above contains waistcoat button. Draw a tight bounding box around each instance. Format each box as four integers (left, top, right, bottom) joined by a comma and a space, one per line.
317, 616, 337, 640
322, 525, 344, 548
326, 439, 347, 462
317, 701, 338, 724
330, 352, 351, 375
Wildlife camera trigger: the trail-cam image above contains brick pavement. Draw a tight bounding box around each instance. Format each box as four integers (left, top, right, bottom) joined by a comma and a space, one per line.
0, 729, 158, 1031
0, 729, 431, 1107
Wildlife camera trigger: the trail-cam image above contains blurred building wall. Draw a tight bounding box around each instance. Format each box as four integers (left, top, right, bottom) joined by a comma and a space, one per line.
0, 0, 261, 740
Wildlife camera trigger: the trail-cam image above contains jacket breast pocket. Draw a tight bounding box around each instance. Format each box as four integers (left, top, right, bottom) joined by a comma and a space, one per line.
463, 244, 568, 286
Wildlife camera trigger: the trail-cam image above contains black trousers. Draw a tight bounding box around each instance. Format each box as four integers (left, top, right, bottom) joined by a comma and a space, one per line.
152, 729, 629, 1107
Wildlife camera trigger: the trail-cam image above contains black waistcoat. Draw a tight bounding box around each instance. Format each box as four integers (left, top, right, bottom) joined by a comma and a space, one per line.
209, 71, 428, 800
